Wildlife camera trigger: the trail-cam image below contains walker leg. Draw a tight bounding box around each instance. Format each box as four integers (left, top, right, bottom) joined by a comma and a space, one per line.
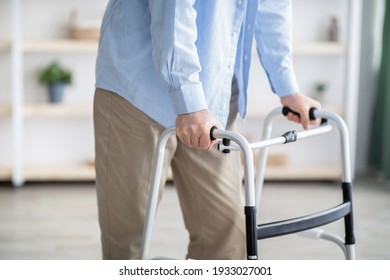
342, 182, 356, 260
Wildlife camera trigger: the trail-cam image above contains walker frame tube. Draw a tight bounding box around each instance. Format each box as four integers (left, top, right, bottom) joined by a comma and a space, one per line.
140, 127, 175, 260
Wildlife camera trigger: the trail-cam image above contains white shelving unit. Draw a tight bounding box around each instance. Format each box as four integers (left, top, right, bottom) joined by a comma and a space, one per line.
23, 164, 95, 182
6, 0, 99, 186
0, 37, 11, 181
0, 40, 10, 51
0, 101, 11, 181
0, 105, 11, 117
293, 42, 347, 56
1, 0, 362, 186
23, 103, 93, 118
23, 39, 98, 53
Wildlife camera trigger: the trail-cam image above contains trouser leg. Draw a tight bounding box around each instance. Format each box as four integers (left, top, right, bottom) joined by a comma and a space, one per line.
171, 78, 246, 260
171, 139, 245, 259
93, 88, 176, 259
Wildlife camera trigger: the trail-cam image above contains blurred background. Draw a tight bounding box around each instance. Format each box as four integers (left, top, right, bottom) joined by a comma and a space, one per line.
0, 0, 389, 260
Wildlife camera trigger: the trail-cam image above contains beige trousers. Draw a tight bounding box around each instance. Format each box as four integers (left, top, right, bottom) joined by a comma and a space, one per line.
93, 88, 245, 260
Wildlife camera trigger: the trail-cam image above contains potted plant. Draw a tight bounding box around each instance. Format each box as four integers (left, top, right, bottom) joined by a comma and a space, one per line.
313, 82, 327, 102
38, 61, 73, 103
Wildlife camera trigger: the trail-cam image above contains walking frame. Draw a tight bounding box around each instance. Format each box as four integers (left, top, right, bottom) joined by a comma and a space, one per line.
140, 107, 356, 260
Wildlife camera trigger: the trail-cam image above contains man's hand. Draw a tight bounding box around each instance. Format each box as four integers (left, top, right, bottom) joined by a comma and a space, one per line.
280, 93, 321, 130
176, 109, 221, 149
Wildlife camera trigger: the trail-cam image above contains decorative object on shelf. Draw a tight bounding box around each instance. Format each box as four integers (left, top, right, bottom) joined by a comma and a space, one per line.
312, 82, 328, 102
37, 61, 73, 103
69, 10, 100, 41
328, 16, 339, 42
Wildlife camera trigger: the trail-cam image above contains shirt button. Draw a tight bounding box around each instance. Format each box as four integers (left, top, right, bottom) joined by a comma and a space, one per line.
237, 0, 243, 4
233, 31, 238, 37
244, 55, 248, 61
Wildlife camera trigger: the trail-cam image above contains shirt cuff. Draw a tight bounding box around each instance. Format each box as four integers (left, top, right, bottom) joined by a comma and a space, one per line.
169, 83, 208, 115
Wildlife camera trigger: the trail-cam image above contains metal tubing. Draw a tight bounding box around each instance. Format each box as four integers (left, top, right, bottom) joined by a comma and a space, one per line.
212, 129, 256, 207
218, 125, 333, 152
312, 111, 352, 183
295, 124, 333, 140
320, 231, 347, 256
298, 229, 348, 258
313, 111, 355, 260
140, 127, 176, 260
346, 245, 356, 260
255, 108, 281, 208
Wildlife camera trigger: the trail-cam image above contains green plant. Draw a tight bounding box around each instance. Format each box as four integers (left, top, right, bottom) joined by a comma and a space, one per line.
38, 61, 73, 85
315, 83, 327, 93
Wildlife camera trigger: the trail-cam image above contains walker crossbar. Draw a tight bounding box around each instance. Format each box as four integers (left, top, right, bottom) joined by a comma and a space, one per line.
256, 202, 352, 239
217, 123, 333, 152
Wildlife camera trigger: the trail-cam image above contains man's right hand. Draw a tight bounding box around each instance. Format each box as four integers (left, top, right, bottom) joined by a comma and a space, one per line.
280, 93, 321, 130
176, 109, 221, 150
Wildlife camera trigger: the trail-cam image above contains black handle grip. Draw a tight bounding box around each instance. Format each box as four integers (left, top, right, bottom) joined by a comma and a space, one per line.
282, 106, 317, 121
210, 126, 218, 141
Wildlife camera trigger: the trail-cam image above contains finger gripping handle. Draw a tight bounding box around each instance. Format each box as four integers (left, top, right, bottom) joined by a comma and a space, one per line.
282, 106, 317, 121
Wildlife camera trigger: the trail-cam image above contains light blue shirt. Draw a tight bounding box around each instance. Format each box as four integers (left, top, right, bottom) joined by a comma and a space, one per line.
95, 0, 299, 128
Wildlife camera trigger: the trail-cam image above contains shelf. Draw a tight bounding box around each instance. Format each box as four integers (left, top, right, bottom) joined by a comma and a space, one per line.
293, 42, 347, 56
166, 165, 341, 182
0, 40, 10, 51
0, 39, 98, 53
23, 39, 98, 53
0, 165, 12, 181
251, 41, 347, 56
23, 103, 92, 118
24, 164, 95, 181
19, 162, 341, 182
14, 162, 342, 182
264, 164, 342, 181
3, 40, 347, 55
0, 105, 11, 117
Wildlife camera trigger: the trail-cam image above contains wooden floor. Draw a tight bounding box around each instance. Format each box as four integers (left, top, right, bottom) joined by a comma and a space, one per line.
0, 178, 389, 260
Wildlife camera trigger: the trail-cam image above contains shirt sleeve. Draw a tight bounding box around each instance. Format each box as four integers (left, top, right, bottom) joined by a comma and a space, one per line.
254, 0, 300, 97
148, 0, 208, 115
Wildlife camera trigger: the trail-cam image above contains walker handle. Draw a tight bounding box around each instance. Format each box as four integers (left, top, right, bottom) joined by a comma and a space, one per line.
210, 126, 218, 141
282, 106, 317, 121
